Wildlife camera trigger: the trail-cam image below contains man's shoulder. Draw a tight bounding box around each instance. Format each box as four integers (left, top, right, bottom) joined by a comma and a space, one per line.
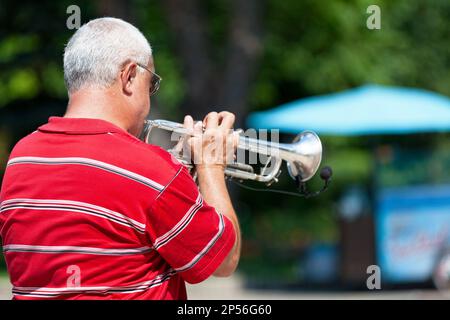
8, 130, 40, 156
112, 132, 180, 165
107, 131, 184, 183
8, 129, 185, 190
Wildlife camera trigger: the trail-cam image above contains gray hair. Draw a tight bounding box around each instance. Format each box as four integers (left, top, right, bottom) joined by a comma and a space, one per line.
63, 17, 152, 93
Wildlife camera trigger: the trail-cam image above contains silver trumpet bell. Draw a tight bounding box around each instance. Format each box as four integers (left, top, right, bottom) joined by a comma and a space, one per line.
143, 119, 323, 186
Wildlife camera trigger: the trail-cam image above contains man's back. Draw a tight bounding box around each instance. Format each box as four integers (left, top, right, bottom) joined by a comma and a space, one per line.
0, 117, 235, 299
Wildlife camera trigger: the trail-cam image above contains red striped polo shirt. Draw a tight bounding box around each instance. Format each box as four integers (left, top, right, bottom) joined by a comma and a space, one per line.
0, 117, 235, 300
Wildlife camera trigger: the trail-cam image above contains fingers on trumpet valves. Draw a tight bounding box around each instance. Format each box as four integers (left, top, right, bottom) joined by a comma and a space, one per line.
183, 115, 194, 132
203, 111, 236, 130
194, 121, 203, 134
218, 111, 235, 130
204, 111, 219, 129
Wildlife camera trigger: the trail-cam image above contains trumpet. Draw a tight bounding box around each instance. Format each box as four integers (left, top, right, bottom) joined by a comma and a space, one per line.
143, 119, 329, 194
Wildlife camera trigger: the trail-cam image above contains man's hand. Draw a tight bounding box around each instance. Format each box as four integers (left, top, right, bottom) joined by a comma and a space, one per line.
182, 111, 241, 278
183, 111, 238, 170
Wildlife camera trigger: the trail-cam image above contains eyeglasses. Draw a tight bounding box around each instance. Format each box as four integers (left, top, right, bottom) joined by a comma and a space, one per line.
137, 63, 162, 96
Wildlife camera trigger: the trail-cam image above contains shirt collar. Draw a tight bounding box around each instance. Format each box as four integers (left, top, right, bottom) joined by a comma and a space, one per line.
38, 117, 127, 135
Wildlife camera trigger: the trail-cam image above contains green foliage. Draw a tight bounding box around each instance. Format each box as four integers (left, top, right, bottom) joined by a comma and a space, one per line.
150, 51, 186, 119
378, 143, 450, 187
0, 34, 39, 63
250, 0, 450, 110
0, 0, 97, 109
41, 63, 67, 98
0, 69, 40, 106
135, 0, 186, 118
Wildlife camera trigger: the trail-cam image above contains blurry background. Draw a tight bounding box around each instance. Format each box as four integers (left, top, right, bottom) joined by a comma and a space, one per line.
1, 0, 450, 297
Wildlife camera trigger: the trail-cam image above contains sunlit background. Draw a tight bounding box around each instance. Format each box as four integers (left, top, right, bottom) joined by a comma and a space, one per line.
1, 0, 449, 298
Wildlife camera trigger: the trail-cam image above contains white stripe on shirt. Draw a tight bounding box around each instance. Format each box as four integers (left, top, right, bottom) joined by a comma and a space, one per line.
175, 211, 226, 272
2, 244, 152, 256
12, 269, 176, 297
153, 193, 203, 250
0, 198, 146, 233
7, 156, 164, 192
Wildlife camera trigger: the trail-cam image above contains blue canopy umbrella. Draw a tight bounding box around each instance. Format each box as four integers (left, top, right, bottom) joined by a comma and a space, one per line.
247, 84, 450, 135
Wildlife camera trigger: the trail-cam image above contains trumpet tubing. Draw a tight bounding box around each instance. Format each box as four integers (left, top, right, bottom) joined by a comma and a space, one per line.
143, 119, 323, 185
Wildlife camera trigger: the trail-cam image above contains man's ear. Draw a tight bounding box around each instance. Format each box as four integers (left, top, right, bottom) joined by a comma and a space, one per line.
120, 62, 138, 95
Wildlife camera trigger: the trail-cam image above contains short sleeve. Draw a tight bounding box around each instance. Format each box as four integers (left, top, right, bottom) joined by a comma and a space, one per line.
146, 166, 236, 284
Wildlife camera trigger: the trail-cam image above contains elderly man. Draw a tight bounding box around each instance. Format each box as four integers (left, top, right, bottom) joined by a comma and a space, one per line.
0, 17, 240, 299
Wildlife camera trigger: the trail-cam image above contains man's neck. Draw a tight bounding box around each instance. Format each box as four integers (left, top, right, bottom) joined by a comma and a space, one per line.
65, 88, 130, 133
